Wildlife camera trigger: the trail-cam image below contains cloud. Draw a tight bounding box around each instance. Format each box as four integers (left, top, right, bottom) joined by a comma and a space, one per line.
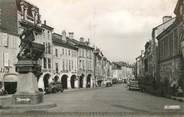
29, 0, 178, 63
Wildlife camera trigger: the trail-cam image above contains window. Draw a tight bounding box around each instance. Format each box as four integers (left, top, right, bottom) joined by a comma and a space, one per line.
72, 60, 74, 70
68, 50, 70, 56
47, 31, 50, 39
79, 60, 82, 69
55, 63, 59, 73
62, 49, 64, 55
55, 48, 58, 57
43, 58, 47, 69
48, 43, 51, 54
2, 33, 8, 47
66, 59, 68, 71
82, 49, 84, 57
43, 42, 46, 53
63, 60, 65, 71
69, 60, 71, 71
65, 49, 67, 56
48, 58, 51, 69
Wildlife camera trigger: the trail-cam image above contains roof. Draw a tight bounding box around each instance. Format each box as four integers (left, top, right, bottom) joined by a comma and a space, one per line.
68, 38, 94, 50
156, 22, 178, 40
153, 17, 176, 31
41, 24, 54, 31
52, 33, 78, 50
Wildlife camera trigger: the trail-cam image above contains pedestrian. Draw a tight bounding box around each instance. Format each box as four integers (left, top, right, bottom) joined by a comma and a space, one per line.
170, 80, 178, 96
176, 86, 183, 97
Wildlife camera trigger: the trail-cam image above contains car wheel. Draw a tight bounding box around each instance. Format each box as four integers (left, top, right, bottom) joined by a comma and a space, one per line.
60, 89, 64, 93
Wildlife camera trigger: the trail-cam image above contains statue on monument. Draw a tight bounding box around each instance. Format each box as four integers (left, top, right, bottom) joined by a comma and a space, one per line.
16, 27, 45, 78
17, 27, 35, 60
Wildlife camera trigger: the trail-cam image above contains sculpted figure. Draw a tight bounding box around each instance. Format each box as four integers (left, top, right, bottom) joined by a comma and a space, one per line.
17, 28, 35, 60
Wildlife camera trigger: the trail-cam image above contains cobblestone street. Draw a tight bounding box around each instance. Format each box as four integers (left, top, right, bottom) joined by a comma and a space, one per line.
43, 85, 184, 112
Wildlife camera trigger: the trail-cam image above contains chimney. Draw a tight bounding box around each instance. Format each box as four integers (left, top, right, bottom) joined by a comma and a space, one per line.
44, 20, 46, 25
86, 38, 90, 45
141, 50, 144, 56
62, 30, 67, 41
80, 37, 84, 42
163, 16, 172, 23
69, 32, 74, 39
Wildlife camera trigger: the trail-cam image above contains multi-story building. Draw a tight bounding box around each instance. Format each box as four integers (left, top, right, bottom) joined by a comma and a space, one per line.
112, 62, 122, 81
151, 16, 175, 80
0, 0, 19, 76
69, 36, 94, 88
37, 21, 54, 91
106, 60, 113, 81
135, 53, 145, 79
52, 31, 78, 89
94, 48, 104, 86
157, 0, 184, 93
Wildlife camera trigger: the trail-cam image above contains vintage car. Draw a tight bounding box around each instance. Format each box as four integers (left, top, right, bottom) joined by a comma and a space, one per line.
128, 79, 140, 90
45, 82, 64, 94
104, 79, 112, 87
112, 78, 118, 84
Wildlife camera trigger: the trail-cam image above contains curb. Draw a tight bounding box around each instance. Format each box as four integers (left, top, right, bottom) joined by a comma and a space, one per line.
171, 96, 184, 102
168, 96, 184, 102
1, 102, 57, 110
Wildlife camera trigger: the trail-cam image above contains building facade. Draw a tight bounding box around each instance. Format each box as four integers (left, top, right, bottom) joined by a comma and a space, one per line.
156, 0, 184, 93
52, 32, 78, 89
94, 48, 104, 86
0, 0, 20, 76
69, 36, 94, 88
37, 21, 54, 91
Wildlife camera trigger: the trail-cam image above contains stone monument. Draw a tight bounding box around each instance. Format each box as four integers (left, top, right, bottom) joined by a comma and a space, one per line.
12, 27, 45, 105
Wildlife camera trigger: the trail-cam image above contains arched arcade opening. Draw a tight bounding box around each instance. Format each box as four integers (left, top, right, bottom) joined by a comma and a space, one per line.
61, 75, 68, 89
43, 74, 51, 91
71, 75, 76, 89
86, 74, 92, 88
53, 75, 59, 83
79, 74, 84, 88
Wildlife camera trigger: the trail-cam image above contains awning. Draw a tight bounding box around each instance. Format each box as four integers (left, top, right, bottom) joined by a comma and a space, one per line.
3, 73, 18, 82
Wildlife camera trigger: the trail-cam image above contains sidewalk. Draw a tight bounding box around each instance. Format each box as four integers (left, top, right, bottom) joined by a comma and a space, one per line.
169, 96, 184, 102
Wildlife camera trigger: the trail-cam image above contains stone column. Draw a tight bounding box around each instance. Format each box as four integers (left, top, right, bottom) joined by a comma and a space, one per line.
75, 79, 79, 88
67, 77, 71, 89
90, 77, 93, 88
83, 77, 86, 88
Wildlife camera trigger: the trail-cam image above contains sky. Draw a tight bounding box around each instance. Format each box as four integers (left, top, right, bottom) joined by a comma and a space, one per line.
28, 0, 178, 63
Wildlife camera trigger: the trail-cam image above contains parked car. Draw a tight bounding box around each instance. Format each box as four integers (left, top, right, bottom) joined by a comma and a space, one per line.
104, 80, 112, 87
45, 82, 64, 94
128, 79, 140, 90
112, 78, 118, 84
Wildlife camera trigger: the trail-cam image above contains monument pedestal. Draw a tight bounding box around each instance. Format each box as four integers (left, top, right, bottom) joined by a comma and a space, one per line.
12, 72, 43, 104
12, 60, 43, 105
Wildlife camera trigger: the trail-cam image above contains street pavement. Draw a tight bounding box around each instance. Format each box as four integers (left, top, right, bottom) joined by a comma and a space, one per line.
43, 84, 184, 113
